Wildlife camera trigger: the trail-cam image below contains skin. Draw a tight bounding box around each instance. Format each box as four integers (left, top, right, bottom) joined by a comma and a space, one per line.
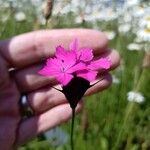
0, 29, 120, 150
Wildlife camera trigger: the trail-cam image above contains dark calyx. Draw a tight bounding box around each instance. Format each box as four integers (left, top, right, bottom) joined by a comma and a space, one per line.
62, 76, 90, 109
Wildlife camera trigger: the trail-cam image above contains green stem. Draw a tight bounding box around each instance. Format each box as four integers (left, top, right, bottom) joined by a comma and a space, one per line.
71, 108, 75, 150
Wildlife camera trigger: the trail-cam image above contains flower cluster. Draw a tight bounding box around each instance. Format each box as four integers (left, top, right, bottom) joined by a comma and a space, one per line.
127, 91, 145, 104
39, 39, 111, 86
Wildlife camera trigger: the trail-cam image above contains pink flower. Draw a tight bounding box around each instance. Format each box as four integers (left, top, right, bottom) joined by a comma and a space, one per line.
39, 39, 111, 86
69, 39, 111, 81
70, 39, 93, 62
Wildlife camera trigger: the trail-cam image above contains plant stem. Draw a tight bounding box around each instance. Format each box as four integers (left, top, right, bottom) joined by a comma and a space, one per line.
71, 108, 75, 150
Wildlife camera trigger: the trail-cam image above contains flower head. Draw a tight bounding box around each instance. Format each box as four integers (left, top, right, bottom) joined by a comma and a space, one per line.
39, 39, 111, 109
39, 45, 86, 85
127, 91, 145, 103
137, 28, 150, 42
39, 39, 111, 86
15, 12, 26, 22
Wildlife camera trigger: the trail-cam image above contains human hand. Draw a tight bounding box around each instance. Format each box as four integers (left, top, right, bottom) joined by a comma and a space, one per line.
0, 29, 120, 150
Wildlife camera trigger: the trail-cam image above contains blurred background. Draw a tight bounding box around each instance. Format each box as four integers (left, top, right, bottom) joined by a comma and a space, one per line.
0, 0, 150, 150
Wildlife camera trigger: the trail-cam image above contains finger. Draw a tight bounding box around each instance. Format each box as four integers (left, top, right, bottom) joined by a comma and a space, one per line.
16, 102, 83, 145
0, 29, 108, 68
13, 49, 119, 92
27, 73, 111, 114
12, 63, 58, 92
100, 48, 120, 70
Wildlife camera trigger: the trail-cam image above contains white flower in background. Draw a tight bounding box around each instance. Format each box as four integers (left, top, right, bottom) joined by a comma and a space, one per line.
119, 24, 131, 33
133, 6, 145, 18
127, 43, 143, 51
112, 75, 120, 84
127, 91, 145, 103
125, 0, 140, 7
104, 31, 116, 40
140, 15, 150, 28
44, 127, 69, 146
137, 28, 150, 42
15, 12, 26, 22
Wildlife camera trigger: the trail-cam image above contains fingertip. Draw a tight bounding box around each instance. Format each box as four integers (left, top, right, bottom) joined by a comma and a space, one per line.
110, 49, 121, 70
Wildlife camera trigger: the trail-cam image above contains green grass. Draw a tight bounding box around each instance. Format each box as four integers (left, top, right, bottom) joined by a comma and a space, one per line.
0, 8, 150, 150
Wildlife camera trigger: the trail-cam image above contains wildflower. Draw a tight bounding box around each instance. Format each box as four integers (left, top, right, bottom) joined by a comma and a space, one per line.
127, 91, 145, 103
39, 39, 111, 150
39, 46, 85, 86
127, 43, 142, 51
118, 24, 131, 33
39, 39, 111, 109
137, 28, 150, 42
132, 6, 145, 18
15, 12, 26, 22
140, 15, 150, 28
125, 0, 140, 7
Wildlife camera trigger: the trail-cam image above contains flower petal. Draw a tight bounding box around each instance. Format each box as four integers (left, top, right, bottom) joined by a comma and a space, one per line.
77, 48, 93, 62
38, 66, 59, 76
69, 38, 79, 51
67, 62, 86, 73
61, 51, 77, 70
55, 46, 76, 68
46, 58, 62, 67
88, 58, 111, 70
77, 70, 97, 81
55, 46, 67, 60
56, 73, 73, 86
39, 58, 64, 76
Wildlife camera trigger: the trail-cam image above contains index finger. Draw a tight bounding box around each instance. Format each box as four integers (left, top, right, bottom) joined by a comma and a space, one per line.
0, 29, 108, 68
